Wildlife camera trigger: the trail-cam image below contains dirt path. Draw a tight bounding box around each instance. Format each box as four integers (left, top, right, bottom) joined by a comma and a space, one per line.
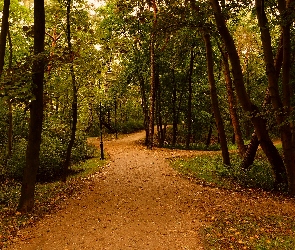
6, 131, 295, 249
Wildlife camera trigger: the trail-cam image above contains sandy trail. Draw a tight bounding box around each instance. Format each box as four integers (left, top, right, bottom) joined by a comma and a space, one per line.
6, 131, 295, 250
7, 131, 205, 249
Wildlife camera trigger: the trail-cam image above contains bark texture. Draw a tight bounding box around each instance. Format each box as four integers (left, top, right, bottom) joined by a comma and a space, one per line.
63, 0, 78, 181
210, 0, 286, 186
219, 46, 246, 156
203, 33, 230, 166
185, 47, 195, 149
18, 0, 45, 212
256, 0, 295, 193
0, 0, 10, 74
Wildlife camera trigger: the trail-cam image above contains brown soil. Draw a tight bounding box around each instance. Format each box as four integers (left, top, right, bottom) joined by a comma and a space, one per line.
5, 131, 295, 249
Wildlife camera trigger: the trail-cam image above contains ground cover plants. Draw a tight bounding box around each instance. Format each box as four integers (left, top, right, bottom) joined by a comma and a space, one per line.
0, 153, 105, 248
171, 150, 295, 249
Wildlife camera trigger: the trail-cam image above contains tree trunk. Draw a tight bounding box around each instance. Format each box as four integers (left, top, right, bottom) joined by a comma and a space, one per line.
148, 37, 156, 149
63, 0, 78, 182
278, 0, 295, 194
206, 116, 213, 147
156, 69, 164, 147
256, 0, 295, 193
203, 32, 230, 166
139, 75, 149, 145
210, 0, 287, 186
6, 27, 13, 161
219, 45, 246, 156
186, 46, 195, 149
18, 0, 45, 212
147, 0, 157, 149
172, 68, 178, 147
0, 0, 10, 74
240, 133, 259, 169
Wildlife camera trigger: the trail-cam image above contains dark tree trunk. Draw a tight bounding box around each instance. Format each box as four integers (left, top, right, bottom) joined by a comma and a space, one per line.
156, 69, 164, 147
147, 0, 157, 149
171, 69, 178, 147
148, 36, 156, 149
210, 0, 286, 186
139, 75, 149, 145
203, 33, 230, 166
18, 0, 45, 212
63, 0, 78, 182
240, 133, 259, 169
206, 116, 213, 148
0, 0, 10, 74
6, 27, 13, 160
256, 0, 295, 193
219, 45, 246, 156
186, 46, 195, 149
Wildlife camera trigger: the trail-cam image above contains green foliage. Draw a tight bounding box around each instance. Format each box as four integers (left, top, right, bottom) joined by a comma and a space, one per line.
0, 156, 105, 248
171, 151, 277, 191
117, 119, 144, 134
6, 131, 95, 182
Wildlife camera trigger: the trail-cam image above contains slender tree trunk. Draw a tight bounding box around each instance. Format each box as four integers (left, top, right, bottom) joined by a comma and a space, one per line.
210, 0, 286, 186
219, 46, 246, 156
186, 46, 195, 149
148, 37, 156, 149
0, 0, 10, 74
18, 0, 45, 212
156, 69, 164, 147
63, 0, 78, 182
241, 35, 284, 170
139, 75, 149, 145
6, 27, 13, 160
203, 33, 230, 166
172, 68, 178, 147
256, 0, 295, 193
206, 115, 214, 147
147, 0, 157, 149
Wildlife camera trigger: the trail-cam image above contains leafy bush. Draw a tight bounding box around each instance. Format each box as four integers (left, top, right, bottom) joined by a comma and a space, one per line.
171, 151, 277, 191
6, 132, 96, 182
117, 120, 144, 134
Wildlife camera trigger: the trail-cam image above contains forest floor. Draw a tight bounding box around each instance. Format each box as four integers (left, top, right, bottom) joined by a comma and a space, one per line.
4, 130, 295, 249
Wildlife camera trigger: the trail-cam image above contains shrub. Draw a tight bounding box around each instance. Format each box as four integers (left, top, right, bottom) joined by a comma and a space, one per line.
6, 132, 96, 182
172, 151, 278, 191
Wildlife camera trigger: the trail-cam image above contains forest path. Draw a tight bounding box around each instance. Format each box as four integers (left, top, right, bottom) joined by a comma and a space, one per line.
6, 130, 295, 249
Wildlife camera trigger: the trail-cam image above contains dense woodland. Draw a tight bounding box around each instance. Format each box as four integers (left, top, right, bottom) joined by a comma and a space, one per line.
0, 0, 295, 213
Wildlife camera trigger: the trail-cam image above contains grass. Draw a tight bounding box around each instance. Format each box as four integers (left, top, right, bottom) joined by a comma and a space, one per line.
0, 154, 106, 248
171, 149, 295, 250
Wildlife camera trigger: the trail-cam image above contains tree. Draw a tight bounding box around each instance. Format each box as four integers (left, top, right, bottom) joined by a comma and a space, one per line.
256, 0, 295, 194
62, 0, 78, 181
18, 0, 45, 212
203, 32, 230, 165
0, 0, 10, 74
210, 0, 287, 187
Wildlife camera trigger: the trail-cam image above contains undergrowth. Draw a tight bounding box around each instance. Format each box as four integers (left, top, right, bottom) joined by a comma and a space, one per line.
0, 154, 106, 248
171, 150, 295, 249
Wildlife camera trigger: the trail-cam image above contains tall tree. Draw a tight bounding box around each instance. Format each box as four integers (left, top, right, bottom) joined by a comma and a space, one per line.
62, 0, 78, 181
18, 0, 45, 212
0, 0, 10, 74
256, 0, 295, 194
185, 46, 195, 149
203, 32, 230, 165
210, 0, 287, 186
147, 0, 158, 149
218, 45, 246, 156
